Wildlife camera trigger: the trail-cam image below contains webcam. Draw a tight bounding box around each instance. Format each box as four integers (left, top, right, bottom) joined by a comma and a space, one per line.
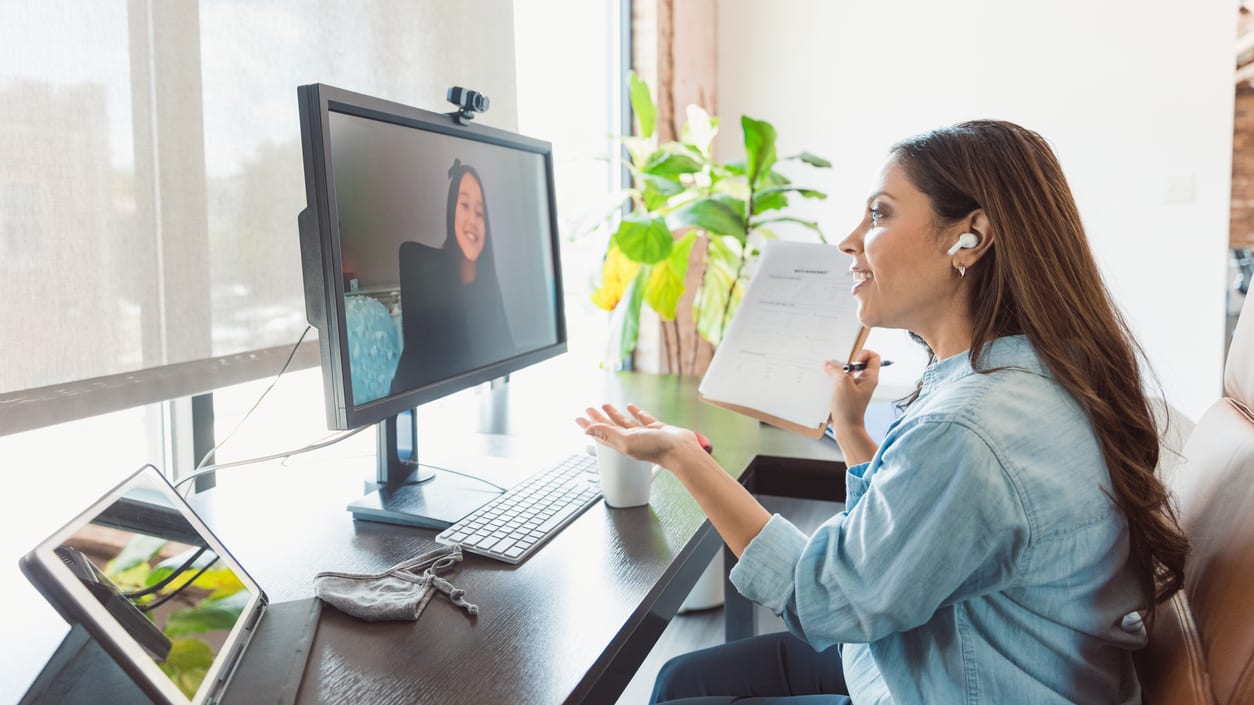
447, 86, 489, 125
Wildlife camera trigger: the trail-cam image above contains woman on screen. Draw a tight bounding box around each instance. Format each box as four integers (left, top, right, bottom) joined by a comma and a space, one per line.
391, 160, 515, 394
577, 120, 1187, 705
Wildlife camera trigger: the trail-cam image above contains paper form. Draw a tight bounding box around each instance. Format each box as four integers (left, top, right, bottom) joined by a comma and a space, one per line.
698, 240, 862, 428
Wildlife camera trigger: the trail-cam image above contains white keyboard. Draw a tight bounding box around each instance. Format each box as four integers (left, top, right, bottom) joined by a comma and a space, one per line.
435, 452, 600, 564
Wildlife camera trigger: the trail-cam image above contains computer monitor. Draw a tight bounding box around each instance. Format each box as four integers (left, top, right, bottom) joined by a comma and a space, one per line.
296, 83, 567, 529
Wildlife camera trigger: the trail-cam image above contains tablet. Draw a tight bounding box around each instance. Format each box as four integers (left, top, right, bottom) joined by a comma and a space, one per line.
20, 465, 268, 705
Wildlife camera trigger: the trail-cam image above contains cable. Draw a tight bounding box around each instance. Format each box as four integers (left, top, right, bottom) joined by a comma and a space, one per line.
174, 425, 369, 495
124, 546, 209, 599
415, 463, 507, 493
138, 556, 220, 612
193, 326, 312, 472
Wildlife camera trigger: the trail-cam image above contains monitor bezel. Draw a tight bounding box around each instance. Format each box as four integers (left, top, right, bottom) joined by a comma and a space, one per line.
298, 83, 568, 431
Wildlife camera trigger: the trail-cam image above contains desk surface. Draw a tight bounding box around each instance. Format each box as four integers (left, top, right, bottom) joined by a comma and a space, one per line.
29, 370, 842, 705
193, 371, 841, 705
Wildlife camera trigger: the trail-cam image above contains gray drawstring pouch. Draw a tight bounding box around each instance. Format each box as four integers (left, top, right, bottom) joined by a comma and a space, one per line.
313, 544, 479, 622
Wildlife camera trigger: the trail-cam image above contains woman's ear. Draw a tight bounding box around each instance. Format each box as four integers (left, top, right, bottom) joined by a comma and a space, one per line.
956, 210, 994, 265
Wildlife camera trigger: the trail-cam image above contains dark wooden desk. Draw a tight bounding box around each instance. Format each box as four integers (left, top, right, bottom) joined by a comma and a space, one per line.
187, 371, 842, 705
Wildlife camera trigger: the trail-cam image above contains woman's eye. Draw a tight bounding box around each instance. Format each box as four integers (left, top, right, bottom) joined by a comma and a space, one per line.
869, 207, 884, 225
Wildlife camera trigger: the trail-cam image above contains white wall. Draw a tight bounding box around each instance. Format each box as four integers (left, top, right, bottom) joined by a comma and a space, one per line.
717, 0, 1236, 420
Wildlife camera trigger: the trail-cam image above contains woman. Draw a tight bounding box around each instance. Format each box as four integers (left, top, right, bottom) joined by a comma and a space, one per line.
391, 160, 514, 393
577, 121, 1188, 705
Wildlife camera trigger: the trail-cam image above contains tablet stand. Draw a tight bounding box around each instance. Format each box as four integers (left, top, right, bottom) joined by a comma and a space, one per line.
21, 598, 321, 705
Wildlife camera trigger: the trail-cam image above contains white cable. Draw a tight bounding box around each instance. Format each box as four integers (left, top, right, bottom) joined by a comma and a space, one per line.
193, 326, 312, 471
175, 425, 368, 494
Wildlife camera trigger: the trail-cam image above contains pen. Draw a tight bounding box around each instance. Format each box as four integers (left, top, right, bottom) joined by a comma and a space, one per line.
834, 360, 894, 372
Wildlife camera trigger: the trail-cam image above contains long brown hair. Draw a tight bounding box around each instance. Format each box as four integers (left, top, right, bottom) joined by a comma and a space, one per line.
891, 120, 1187, 608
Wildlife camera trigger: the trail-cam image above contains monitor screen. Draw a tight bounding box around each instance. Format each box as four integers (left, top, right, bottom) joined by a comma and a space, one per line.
298, 84, 567, 431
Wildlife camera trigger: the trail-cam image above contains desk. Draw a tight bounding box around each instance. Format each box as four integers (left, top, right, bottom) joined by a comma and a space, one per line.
30, 371, 843, 705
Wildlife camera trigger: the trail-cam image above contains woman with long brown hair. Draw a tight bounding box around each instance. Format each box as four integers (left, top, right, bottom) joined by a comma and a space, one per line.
577, 120, 1187, 705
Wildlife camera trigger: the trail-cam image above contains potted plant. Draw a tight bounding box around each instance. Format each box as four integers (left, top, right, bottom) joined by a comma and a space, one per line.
591, 73, 832, 373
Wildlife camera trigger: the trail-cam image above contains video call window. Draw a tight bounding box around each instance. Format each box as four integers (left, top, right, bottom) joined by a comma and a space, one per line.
327, 111, 560, 406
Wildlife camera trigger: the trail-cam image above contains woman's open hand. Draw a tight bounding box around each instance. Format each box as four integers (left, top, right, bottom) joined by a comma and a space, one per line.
574, 403, 701, 469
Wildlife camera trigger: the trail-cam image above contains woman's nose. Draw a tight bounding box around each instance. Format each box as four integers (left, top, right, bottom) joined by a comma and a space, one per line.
837, 225, 863, 256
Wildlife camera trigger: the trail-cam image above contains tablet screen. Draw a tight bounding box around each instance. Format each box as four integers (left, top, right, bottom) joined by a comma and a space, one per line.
22, 466, 266, 705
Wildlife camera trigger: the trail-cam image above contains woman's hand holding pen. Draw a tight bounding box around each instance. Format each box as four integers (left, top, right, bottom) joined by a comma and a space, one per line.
824, 348, 884, 466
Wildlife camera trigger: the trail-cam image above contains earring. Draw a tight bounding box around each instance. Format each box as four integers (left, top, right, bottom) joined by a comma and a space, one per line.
957, 265, 966, 278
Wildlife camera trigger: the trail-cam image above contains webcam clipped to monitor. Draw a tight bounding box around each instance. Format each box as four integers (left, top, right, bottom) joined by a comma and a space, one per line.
296, 83, 567, 529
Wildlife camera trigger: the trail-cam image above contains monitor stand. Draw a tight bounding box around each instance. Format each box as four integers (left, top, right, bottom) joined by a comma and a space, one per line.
346, 409, 501, 530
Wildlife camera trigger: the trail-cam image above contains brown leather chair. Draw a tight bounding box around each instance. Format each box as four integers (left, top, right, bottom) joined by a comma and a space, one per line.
1135, 292, 1254, 705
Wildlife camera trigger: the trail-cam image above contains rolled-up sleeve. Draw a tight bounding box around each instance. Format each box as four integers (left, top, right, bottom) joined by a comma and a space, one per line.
730, 418, 1030, 651
729, 513, 809, 614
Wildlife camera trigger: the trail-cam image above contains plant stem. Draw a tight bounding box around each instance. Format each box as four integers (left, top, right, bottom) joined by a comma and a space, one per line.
689, 234, 710, 375
719, 179, 755, 341
719, 247, 748, 342
671, 319, 682, 374
661, 312, 674, 374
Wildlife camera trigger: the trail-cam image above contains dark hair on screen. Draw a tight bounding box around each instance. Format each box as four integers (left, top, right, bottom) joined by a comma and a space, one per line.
890, 120, 1187, 611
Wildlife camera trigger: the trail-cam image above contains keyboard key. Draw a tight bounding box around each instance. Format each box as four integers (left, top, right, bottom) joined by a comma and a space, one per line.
537, 505, 579, 534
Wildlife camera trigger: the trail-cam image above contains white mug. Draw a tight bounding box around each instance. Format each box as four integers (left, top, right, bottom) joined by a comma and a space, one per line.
594, 444, 655, 508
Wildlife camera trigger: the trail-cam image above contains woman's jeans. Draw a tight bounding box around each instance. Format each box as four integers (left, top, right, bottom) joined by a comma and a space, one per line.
649, 631, 853, 705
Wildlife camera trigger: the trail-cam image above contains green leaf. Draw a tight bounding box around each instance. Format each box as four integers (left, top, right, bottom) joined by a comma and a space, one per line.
619, 267, 648, 362
695, 277, 745, 344
789, 151, 833, 168
666, 196, 747, 242
693, 236, 748, 345
640, 174, 684, 211
759, 169, 791, 187
722, 160, 748, 176
706, 233, 742, 271
165, 590, 250, 637
742, 116, 778, 186
644, 232, 697, 320
106, 535, 166, 578
159, 638, 215, 698
614, 214, 673, 264
756, 185, 827, 200
629, 72, 656, 139
751, 190, 788, 215
753, 216, 826, 243
641, 149, 704, 177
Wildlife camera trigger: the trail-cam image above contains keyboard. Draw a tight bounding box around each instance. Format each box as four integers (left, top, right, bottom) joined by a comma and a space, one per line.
435, 452, 601, 564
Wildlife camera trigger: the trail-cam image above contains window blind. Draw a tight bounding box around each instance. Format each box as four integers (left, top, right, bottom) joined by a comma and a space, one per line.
0, 0, 520, 432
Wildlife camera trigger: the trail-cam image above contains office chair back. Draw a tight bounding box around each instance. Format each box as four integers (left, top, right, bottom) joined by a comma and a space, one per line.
1135, 291, 1254, 705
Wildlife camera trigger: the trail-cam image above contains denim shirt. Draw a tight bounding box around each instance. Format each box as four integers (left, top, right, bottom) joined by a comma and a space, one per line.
730, 335, 1146, 705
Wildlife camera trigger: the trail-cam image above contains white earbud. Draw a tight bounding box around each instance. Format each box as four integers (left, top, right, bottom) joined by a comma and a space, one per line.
946, 232, 979, 256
